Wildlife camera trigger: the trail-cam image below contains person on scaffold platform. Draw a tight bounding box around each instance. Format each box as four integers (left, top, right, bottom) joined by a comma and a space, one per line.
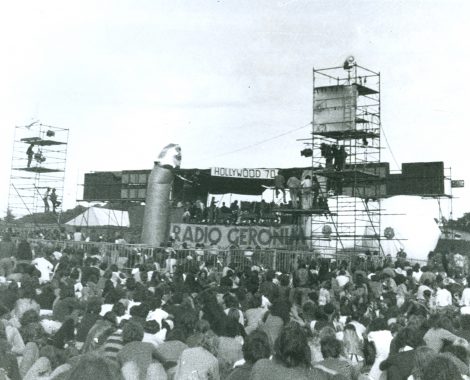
26, 143, 35, 168
50, 188, 61, 214
43, 188, 50, 212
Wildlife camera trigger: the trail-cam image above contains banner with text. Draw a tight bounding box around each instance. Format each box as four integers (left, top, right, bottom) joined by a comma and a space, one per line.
171, 223, 305, 248
211, 167, 278, 180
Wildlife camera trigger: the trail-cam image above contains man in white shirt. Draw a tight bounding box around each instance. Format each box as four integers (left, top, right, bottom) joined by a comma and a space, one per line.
43, 188, 50, 212
412, 264, 423, 283
287, 176, 301, 208
301, 176, 313, 209
73, 228, 83, 242
368, 329, 393, 380
454, 253, 465, 276
460, 280, 470, 307
32, 255, 54, 283
336, 270, 350, 288
147, 308, 169, 327
165, 250, 177, 275
142, 320, 164, 348
435, 284, 453, 308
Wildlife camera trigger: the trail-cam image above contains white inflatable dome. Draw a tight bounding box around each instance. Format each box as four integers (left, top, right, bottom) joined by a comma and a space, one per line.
381, 196, 442, 261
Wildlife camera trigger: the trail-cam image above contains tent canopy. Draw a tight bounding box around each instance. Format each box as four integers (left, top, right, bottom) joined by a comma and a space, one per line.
65, 207, 130, 227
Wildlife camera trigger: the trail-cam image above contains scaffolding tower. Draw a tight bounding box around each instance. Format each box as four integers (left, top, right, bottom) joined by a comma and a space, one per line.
304, 59, 384, 255
7, 122, 69, 220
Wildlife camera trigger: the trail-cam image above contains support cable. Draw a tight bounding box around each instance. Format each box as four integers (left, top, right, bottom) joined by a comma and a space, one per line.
210, 122, 312, 158
380, 125, 400, 170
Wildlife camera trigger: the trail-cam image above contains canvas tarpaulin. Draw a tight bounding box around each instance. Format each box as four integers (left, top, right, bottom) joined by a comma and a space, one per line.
65, 207, 130, 227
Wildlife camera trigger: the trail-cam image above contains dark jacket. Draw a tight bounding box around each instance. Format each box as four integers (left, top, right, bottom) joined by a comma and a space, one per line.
16, 240, 33, 261
379, 349, 417, 380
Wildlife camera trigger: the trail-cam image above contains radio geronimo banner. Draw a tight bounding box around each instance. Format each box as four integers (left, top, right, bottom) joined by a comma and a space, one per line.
211, 167, 278, 180
171, 223, 305, 248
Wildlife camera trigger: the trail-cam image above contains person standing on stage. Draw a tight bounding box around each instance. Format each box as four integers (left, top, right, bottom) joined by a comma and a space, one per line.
208, 196, 218, 223
287, 176, 301, 208
335, 146, 348, 171
43, 188, 50, 212
26, 144, 35, 167
301, 175, 313, 209
312, 175, 320, 207
274, 173, 286, 203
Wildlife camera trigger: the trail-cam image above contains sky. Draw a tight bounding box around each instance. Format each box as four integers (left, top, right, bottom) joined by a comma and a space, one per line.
0, 0, 469, 221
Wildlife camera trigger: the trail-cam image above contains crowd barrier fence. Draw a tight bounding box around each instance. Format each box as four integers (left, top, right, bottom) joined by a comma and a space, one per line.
26, 238, 429, 274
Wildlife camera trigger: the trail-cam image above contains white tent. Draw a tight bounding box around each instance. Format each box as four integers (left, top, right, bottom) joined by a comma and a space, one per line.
65, 207, 130, 227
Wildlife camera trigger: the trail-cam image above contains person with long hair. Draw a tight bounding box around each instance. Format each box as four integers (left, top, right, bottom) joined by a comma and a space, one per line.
198, 289, 228, 336
0, 337, 20, 380
174, 330, 220, 380
357, 338, 377, 380
251, 322, 339, 380
315, 336, 357, 379
379, 327, 423, 379
422, 354, 464, 380
67, 353, 123, 380
12, 280, 40, 322
408, 346, 436, 380
244, 293, 266, 335
423, 313, 459, 353
342, 324, 363, 364
117, 321, 163, 379
366, 317, 393, 380
260, 298, 290, 348
226, 330, 271, 380
217, 317, 244, 375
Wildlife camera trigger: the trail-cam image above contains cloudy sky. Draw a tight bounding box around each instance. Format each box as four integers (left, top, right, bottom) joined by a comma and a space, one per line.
0, 0, 469, 220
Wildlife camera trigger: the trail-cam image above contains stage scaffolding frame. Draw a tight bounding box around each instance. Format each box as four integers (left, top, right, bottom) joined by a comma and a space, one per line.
7, 122, 69, 221
299, 61, 385, 255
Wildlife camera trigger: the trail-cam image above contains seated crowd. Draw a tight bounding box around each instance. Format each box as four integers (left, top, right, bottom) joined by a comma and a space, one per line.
1, 237, 470, 379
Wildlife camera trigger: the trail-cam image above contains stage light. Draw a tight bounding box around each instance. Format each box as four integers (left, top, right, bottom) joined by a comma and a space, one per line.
301, 148, 313, 157
384, 227, 395, 240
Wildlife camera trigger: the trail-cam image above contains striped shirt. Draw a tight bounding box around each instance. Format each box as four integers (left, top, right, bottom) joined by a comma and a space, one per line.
102, 330, 124, 361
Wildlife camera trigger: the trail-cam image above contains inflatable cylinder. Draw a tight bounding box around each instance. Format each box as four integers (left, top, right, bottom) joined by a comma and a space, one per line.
141, 144, 181, 246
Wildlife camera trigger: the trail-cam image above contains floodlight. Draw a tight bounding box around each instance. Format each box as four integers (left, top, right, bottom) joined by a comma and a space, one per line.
343, 55, 356, 70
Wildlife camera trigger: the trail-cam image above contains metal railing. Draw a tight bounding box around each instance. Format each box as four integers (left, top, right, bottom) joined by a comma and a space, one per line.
25, 238, 428, 274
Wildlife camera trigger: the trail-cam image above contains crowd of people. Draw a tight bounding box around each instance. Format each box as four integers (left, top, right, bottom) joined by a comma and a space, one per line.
1, 235, 470, 379
180, 195, 329, 226
0, 227, 138, 246
320, 143, 348, 172
180, 199, 284, 226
